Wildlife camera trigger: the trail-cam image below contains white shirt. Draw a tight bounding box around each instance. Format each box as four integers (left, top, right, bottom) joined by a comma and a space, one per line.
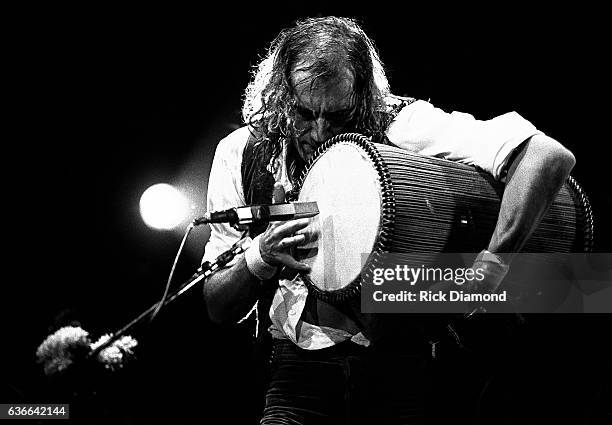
202, 100, 542, 349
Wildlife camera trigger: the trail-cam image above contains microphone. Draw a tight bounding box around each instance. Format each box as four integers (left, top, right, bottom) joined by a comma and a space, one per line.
193, 201, 319, 226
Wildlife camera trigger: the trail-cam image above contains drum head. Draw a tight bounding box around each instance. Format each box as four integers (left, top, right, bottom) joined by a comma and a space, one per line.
296, 140, 382, 302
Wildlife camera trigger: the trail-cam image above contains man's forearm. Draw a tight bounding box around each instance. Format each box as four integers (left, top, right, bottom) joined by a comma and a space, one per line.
203, 255, 262, 324
488, 134, 576, 261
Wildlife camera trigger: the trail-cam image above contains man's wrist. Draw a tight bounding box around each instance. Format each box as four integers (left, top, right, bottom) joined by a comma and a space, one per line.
476, 249, 507, 267
471, 249, 510, 293
245, 234, 278, 280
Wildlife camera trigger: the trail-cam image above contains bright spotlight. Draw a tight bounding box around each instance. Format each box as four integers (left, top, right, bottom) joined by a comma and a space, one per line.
139, 183, 189, 230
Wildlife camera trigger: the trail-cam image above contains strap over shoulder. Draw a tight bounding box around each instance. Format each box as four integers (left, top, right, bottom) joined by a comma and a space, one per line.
374, 95, 417, 145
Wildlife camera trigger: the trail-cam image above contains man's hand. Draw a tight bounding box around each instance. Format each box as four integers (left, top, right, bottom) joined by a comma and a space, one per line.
258, 183, 312, 273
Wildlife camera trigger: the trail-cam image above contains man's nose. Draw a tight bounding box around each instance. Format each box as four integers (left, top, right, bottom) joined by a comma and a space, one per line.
310, 117, 332, 144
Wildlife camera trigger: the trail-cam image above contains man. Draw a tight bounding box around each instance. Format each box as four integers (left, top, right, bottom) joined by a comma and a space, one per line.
202, 16, 575, 424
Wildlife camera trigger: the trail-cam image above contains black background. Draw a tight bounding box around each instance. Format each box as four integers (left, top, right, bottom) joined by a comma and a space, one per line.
4, 5, 611, 424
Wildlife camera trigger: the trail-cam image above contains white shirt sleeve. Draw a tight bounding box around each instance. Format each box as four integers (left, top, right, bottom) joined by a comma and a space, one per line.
202, 127, 251, 264
386, 100, 542, 180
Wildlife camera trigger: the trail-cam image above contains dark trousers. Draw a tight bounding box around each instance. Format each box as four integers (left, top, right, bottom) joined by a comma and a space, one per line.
259, 318, 611, 425
260, 339, 454, 425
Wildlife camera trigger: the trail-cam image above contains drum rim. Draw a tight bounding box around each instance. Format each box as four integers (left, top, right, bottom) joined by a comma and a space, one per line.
294, 133, 396, 304
566, 175, 594, 252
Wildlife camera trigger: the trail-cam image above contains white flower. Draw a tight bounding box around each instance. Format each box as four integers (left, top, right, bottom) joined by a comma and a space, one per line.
37, 327, 139, 375
91, 334, 138, 370
35, 326, 91, 375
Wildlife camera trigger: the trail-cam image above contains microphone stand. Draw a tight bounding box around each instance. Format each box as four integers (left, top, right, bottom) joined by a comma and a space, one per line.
85, 200, 318, 361
86, 234, 250, 360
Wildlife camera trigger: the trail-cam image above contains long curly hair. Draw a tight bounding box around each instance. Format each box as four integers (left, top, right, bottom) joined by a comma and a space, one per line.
242, 16, 394, 187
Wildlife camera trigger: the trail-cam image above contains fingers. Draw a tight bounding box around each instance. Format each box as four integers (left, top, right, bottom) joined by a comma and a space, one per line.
272, 218, 311, 238
296, 227, 319, 244
259, 182, 313, 272
260, 222, 313, 268
259, 238, 311, 271
278, 234, 307, 249
277, 254, 311, 273
294, 246, 318, 260
262, 230, 309, 254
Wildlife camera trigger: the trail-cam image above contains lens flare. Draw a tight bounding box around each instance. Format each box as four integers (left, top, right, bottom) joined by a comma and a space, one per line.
139, 184, 188, 230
